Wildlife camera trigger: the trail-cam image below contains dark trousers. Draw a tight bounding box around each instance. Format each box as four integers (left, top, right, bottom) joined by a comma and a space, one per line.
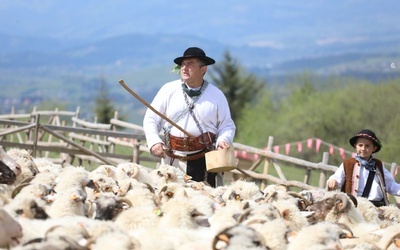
186, 156, 216, 187
370, 199, 386, 207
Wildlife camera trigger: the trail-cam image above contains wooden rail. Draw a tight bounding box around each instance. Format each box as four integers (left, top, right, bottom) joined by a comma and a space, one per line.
0, 107, 399, 203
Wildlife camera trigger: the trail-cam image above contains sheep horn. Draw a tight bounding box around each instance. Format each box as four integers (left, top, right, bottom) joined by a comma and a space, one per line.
275, 184, 288, 192
334, 193, 349, 213
212, 233, 230, 250
345, 193, 358, 207
116, 197, 133, 208
287, 191, 312, 205
20, 176, 35, 185
384, 232, 400, 249
11, 183, 31, 199
264, 191, 278, 203
237, 208, 252, 223
130, 164, 139, 178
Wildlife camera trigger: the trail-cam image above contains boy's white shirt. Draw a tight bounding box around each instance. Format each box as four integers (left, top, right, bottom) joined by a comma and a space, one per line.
328, 159, 400, 200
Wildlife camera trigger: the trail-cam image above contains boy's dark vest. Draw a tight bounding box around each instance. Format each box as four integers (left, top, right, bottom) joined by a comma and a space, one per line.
340, 158, 386, 194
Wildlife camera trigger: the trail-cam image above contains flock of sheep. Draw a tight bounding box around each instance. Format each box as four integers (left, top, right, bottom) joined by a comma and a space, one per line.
1, 146, 400, 249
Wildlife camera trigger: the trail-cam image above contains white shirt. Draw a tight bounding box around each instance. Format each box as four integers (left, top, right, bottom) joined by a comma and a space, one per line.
328, 158, 400, 200
143, 79, 236, 153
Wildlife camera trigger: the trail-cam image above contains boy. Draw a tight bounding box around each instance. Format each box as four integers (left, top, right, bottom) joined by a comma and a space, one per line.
327, 129, 400, 207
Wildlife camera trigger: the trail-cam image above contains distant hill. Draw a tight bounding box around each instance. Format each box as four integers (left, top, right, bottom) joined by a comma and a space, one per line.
1, 1, 400, 121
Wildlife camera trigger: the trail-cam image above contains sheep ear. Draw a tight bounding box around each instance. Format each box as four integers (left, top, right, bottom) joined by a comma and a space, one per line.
184, 174, 192, 182
166, 173, 175, 180
86, 179, 96, 189
241, 201, 250, 210
281, 209, 291, 221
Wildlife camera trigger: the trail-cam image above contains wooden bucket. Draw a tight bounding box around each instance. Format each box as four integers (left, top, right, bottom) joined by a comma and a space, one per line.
205, 147, 237, 173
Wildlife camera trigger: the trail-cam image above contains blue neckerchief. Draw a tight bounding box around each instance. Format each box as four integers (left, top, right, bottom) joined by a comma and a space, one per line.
354, 154, 376, 171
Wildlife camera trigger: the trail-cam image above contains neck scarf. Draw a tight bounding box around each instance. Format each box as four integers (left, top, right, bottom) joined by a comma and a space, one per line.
182, 82, 204, 97
355, 154, 376, 171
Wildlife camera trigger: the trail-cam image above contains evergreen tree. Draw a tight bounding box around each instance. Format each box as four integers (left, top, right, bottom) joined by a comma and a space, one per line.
209, 50, 266, 125
94, 74, 116, 124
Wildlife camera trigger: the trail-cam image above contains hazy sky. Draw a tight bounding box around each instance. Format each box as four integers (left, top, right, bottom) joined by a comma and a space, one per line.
1, 0, 399, 47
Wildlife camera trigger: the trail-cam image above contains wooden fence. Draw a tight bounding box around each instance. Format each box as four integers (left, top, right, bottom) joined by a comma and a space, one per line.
0, 107, 399, 202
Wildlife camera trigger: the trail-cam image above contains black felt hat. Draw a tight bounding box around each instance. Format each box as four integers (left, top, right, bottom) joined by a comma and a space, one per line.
349, 129, 382, 153
173, 47, 215, 66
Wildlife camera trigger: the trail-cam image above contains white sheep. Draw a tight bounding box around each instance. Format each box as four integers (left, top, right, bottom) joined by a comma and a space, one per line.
122, 180, 160, 209
355, 196, 381, 224
15, 215, 121, 247
377, 204, 400, 225
46, 188, 87, 218
158, 198, 210, 229
148, 163, 188, 190
117, 162, 154, 185
6, 148, 39, 184
212, 224, 266, 250
251, 218, 291, 250
114, 205, 161, 231
0, 145, 22, 178
33, 157, 64, 173
272, 199, 309, 232
87, 172, 120, 198
87, 192, 131, 220
340, 223, 400, 249
54, 166, 93, 193
208, 199, 247, 233
91, 230, 141, 250
287, 221, 345, 250
220, 179, 264, 203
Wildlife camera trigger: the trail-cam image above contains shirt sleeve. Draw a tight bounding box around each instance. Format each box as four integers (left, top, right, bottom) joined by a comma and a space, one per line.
382, 164, 400, 195
215, 92, 236, 146
143, 86, 167, 150
327, 163, 345, 188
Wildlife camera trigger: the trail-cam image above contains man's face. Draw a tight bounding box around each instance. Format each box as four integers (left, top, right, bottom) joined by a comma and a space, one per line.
180, 58, 206, 86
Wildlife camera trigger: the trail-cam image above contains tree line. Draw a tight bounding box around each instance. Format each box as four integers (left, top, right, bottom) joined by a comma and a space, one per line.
91, 50, 399, 167
209, 51, 400, 167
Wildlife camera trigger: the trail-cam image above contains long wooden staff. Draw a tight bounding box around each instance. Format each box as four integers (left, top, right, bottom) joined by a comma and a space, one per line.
118, 79, 195, 137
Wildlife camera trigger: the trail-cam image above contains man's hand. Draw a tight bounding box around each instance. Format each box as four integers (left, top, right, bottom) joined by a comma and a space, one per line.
151, 143, 165, 158
217, 141, 230, 150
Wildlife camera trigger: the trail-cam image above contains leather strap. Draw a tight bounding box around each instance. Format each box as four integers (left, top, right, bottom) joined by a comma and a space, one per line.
362, 168, 376, 198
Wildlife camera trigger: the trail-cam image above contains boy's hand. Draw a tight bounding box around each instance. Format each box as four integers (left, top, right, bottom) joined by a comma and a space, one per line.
327, 179, 338, 191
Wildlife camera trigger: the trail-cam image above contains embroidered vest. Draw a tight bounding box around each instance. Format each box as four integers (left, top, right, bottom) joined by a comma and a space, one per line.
341, 158, 386, 194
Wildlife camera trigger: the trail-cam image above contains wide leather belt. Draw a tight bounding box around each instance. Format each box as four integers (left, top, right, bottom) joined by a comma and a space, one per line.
165, 149, 207, 161
168, 132, 215, 152
166, 132, 215, 161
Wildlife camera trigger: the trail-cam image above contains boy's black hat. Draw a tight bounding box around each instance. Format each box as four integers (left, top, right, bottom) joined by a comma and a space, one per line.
349, 129, 382, 153
174, 47, 215, 66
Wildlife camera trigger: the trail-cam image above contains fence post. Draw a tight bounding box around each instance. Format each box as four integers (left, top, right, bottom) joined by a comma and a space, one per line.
133, 142, 140, 163
304, 168, 311, 185
318, 152, 330, 188
260, 136, 274, 190
31, 114, 41, 158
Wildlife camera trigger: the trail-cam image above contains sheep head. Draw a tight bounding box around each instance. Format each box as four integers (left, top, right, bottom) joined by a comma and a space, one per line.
305, 193, 351, 224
